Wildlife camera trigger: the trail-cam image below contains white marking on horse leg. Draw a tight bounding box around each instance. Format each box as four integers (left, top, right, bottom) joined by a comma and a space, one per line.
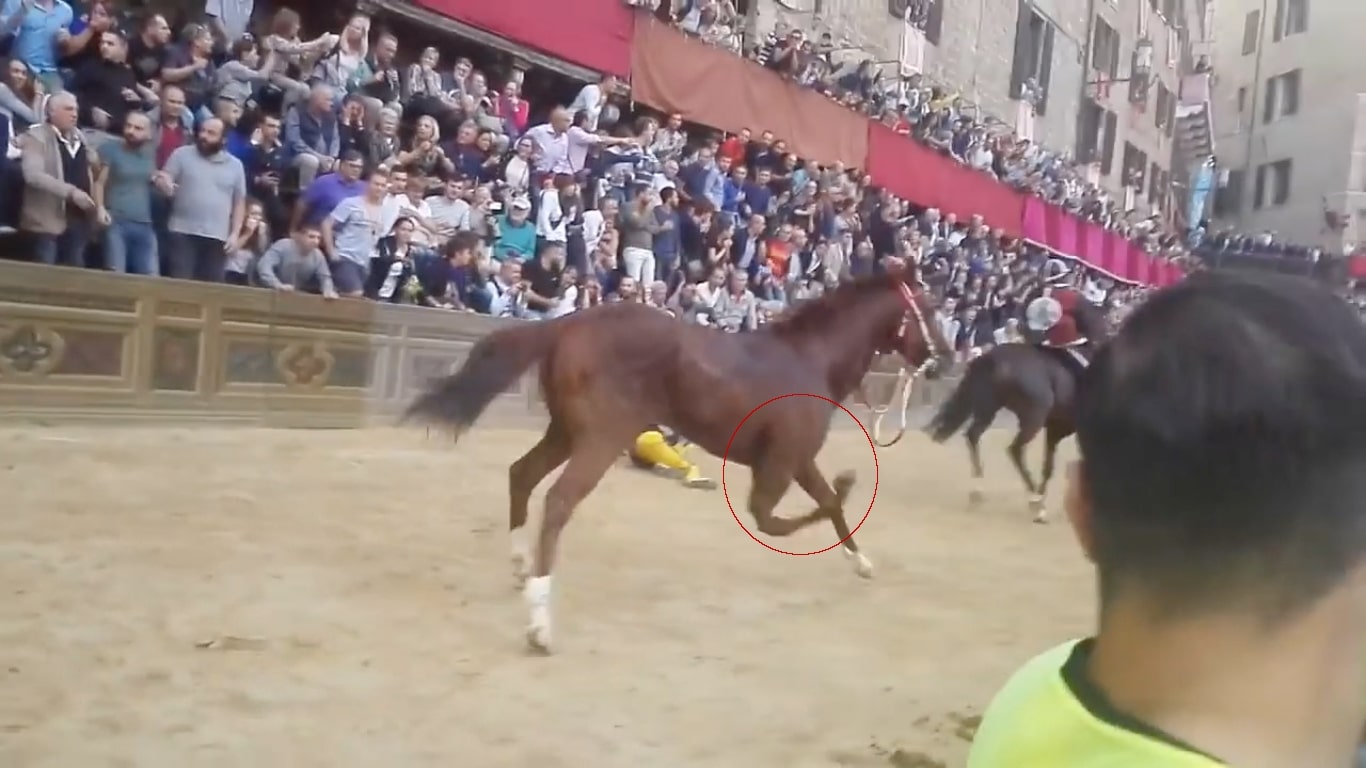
968, 480, 985, 505
510, 527, 531, 587
843, 546, 875, 579
1029, 494, 1048, 524
524, 575, 553, 653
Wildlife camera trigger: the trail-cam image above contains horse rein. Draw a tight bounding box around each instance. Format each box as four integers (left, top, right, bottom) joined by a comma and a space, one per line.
868, 282, 941, 448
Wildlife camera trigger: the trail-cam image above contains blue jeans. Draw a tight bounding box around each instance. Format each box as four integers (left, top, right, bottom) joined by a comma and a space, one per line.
32, 219, 91, 267
104, 219, 160, 276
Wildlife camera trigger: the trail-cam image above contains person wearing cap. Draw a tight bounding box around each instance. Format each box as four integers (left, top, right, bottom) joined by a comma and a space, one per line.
493, 195, 536, 261
1025, 260, 1095, 367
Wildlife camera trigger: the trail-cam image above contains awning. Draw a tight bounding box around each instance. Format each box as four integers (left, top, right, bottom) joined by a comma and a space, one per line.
369, 0, 600, 82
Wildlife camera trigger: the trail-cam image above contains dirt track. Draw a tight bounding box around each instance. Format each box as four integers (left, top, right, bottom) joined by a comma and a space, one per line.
0, 425, 1093, 768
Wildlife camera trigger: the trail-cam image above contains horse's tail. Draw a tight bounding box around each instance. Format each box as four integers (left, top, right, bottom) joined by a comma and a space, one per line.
402, 321, 559, 436
927, 354, 995, 443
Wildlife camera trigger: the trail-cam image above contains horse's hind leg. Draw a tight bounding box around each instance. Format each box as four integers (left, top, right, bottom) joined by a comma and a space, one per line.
524, 437, 621, 655
794, 463, 870, 579
508, 422, 571, 588
1007, 416, 1044, 511
964, 406, 998, 506
1031, 421, 1071, 525
748, 459, 825, 538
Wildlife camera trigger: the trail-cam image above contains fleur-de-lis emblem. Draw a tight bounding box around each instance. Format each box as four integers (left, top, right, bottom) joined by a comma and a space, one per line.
0, 325, 63, 376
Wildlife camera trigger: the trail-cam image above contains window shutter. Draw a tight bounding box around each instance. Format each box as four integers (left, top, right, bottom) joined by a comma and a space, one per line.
1036, 22, 1055, 115
925, 0, 945, 45
1009, 2, 1033, 99
1272, 0, 1285, 41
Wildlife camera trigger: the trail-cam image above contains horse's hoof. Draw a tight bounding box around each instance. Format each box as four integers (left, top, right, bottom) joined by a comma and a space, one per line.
844, 548, 875, 579
525, 625, 553, 655
834, 470, 857, 494
1032, 511, 1049, 525
967, 489, 985, 506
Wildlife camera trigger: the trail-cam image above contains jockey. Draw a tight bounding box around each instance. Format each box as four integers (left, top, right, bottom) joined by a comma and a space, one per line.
629, 426, 716, 489
1025, 261, 1093, 367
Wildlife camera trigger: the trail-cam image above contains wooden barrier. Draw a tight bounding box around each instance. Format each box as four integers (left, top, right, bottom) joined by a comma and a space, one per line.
0, 261, 953, 428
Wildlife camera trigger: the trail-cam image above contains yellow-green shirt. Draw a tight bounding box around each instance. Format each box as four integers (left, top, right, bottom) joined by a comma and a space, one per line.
967, 638, 1226, 768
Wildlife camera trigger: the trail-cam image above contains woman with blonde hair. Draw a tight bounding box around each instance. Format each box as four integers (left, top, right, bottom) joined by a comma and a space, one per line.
311, 13, 370, 104
396, 115, 454, 180
261, 9, 337, 110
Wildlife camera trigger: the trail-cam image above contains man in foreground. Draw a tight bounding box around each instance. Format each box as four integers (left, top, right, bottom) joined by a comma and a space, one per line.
968, 271, 1366, 768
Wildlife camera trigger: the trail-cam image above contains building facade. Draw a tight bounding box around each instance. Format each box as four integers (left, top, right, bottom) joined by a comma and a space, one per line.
1209, 0, 1363, 249
746, 0, 1200, 219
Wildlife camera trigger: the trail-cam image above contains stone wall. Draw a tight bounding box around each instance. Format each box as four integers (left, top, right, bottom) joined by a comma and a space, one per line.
0, 262, 952, 429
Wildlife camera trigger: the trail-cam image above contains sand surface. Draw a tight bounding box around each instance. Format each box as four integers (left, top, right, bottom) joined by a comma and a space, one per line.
0, 425, 1092, 768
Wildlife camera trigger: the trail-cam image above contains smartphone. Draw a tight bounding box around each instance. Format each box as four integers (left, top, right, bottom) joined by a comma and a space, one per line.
488, 202, 504, 213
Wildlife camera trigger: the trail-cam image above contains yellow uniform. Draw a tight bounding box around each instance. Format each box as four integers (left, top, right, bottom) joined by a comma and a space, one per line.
631, 430, 716, 489
968, 639, 1225, 768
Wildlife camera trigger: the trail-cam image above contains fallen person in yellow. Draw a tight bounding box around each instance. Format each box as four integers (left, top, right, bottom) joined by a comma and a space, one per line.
629, 427, 716, 489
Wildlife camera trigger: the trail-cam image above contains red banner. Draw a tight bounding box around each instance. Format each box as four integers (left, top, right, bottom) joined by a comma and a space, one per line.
415, 0, 634, 78
1020, 198, 1180, 286
866, 123, 1025, 237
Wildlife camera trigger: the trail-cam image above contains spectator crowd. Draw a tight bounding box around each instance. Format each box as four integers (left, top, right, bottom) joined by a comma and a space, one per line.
656, 0, 1350, 291
1, 0, 1331, 364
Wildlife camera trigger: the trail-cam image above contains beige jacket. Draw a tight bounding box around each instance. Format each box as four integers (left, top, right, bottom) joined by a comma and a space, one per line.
20, 124, 102, 236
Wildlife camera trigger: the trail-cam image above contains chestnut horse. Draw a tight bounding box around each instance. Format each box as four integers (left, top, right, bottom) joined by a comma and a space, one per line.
404, 271, 951, 653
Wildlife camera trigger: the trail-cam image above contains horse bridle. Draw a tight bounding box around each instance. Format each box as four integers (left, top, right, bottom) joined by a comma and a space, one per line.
867, 281, 944, 447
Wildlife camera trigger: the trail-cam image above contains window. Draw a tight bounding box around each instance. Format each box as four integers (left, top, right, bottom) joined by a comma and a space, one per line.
1009, 4, 1055, 113
1254, 159, 1293, 208
1078, 100, 1104, 162
1155, 82, 1171, 130
1273, 0, 1309, 40
1242, 10, 1260, 55
889, 0, 944, 43
1101, 111, 1119, 175
1263, 69, 1301, 123
1122, 143, 1148, 188
1215, 169, 1245, 216
1092, 18, 1120, 79
1149, 161, 1162, 204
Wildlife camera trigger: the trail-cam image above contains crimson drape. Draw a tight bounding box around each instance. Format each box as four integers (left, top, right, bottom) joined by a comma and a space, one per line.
414, 0, 634, 78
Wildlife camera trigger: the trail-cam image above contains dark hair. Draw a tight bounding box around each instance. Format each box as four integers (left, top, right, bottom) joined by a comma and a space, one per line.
230, 37, 257, 59
445, 231, 480, 258
1076, 271, 1366, 621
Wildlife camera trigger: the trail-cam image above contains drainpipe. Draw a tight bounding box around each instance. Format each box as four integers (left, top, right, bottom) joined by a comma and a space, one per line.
1240, 0, 1270, 202
1075, 0, 1097, 161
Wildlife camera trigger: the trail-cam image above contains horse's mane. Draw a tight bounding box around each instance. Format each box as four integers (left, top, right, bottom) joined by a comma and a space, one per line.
766, 274, 900, 337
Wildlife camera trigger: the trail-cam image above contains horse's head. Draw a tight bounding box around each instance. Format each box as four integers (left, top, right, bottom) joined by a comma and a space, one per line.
885, 266, 954, 378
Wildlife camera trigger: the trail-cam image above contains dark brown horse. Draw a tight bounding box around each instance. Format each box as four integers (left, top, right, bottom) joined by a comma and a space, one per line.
404, 271, 951, 653
925, 304, 1108, 524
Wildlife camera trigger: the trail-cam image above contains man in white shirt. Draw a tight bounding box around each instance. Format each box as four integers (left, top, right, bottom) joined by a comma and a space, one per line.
652, 159, 679, 196
567, 74, 619, 132
581, 197, 617, 255
377, 166, 410, 238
